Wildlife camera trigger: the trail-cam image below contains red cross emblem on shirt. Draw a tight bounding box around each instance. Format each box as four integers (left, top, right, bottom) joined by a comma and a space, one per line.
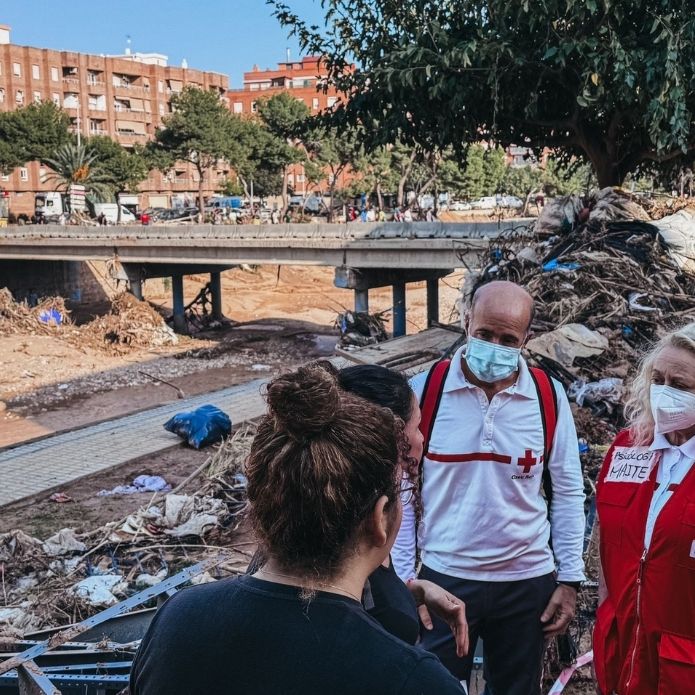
517, 450, 538, 474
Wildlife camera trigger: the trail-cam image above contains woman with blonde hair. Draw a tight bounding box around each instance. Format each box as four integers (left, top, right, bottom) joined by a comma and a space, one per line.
594, 321, 695, 694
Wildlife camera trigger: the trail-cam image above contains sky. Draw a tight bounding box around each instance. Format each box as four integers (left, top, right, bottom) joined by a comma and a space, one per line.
2, 0, 322, 88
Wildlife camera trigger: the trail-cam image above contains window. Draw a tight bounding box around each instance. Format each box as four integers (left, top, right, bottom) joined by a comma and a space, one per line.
0, 88, 4, 104
19, 168, 29, 182
1, 174, 9, 182
32, 64, 40, 80
33, 91, 41, 103
233, 102, 243, 114
13, 62, 21, 77
251, 101, 257, 113
327, 96, 338, 108
15, 90, 24, 105
312, 97, 319, 110
296, 174, 305, 183
158, 80, 164, 93
51, 66, 59, 81
52, 93, 60, 106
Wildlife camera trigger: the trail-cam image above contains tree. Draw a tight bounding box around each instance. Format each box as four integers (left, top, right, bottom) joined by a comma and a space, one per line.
461, 145, 486, 200
0, 101, 70, 174
43, 141, 114, 202
272, 1, 695, 187
150, 86, 237, 214
304, 125, 362, 220
257, 93, 310, 215
88, 136, 149, 221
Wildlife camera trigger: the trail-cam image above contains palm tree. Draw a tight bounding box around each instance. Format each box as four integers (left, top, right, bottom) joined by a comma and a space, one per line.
44, 141, 115, 204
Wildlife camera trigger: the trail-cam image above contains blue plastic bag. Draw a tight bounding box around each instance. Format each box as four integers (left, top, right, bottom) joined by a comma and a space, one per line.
164, 404, 232, 449
38, 308, 63, 325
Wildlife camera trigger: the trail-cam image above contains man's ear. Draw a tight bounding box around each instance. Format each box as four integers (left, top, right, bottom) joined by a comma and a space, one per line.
366, 495, 391, 548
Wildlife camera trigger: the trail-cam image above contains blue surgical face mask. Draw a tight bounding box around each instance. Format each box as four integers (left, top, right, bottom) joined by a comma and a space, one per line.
465, 337, 521, 383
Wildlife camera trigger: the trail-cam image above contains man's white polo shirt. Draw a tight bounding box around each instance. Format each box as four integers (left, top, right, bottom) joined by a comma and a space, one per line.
392, 345, 586, 583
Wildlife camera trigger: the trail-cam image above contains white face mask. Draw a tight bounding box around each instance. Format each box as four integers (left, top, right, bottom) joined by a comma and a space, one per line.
650, 384, 695, 434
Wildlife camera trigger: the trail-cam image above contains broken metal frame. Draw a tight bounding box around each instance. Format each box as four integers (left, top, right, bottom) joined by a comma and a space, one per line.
0, 556, 225, 694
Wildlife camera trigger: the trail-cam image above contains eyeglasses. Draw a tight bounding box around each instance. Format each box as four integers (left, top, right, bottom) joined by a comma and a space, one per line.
399, 482, 417, 506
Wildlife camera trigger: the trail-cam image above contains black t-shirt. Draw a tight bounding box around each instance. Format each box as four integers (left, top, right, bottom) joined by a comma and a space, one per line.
364, 561, 420, 646
130, 575, 463, 695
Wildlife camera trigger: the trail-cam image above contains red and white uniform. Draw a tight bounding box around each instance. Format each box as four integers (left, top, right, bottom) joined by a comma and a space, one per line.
595, 429, 695, 694
393, 345, 586, 583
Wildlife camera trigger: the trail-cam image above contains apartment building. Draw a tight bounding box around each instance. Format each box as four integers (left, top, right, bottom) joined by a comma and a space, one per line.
0, 24, 229, 215
227, 56, 349, 197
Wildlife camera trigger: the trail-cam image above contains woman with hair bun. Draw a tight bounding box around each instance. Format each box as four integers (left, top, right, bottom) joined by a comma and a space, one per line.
130, 364, 464, 695
594, 322, 695, 694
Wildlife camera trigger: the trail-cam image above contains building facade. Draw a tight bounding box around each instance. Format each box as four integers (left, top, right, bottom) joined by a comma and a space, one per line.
0, 24, 229, 215
227, 56, 350, 197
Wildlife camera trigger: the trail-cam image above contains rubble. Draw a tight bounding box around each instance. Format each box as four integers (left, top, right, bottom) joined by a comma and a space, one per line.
0, 288, 71, 336
0, 428, 253, 639
335, 309, 389, 349
466, 189, 695, 437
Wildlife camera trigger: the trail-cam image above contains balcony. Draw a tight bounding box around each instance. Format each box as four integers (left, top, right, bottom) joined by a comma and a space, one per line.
62, 77, 80, 86
112, 83, 150, 97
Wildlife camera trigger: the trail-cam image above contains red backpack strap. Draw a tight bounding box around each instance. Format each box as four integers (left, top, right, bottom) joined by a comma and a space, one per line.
419, 359, 451, 457
529, 367, 559, 504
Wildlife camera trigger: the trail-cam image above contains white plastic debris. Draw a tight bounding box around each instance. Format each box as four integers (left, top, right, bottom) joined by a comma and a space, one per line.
42, 528, 86, 556
72, 574, 123, 606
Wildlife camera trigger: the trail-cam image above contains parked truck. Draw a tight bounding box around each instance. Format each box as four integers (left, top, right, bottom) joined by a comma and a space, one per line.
35, 192, 66, 223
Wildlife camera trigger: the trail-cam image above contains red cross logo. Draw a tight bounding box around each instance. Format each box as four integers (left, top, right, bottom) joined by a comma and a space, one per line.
517, 450, 538, 474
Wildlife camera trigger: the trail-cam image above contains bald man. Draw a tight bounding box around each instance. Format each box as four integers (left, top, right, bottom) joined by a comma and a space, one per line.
393, 281, 585, 695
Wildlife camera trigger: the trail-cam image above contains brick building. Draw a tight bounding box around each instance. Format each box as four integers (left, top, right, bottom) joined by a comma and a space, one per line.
0, 24, 229, 215
227, 55, 350, 197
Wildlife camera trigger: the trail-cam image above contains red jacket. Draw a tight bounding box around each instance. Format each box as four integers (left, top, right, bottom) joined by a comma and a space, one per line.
594, 429, 695, 694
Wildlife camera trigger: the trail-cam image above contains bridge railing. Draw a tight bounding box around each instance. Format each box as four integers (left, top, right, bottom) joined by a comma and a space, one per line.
0, 220, 534, 242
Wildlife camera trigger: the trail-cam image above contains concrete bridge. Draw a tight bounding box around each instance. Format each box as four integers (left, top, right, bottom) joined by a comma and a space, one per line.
0, 219, 532, 334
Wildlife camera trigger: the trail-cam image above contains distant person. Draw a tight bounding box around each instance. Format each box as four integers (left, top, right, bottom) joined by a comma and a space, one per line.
271, 208, 280, 224
403, 208, 413, 222
425, 209, 434, 222
130, 365, 464, 695
535, 191, 545, 209
377, 208, 386, 222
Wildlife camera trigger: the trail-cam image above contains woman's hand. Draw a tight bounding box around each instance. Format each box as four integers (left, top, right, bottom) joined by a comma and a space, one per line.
407, 579, 469, 657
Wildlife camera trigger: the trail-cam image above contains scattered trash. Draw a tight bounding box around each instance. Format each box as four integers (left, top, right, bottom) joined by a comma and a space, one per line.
71, 574, 124, 606
569, 378, 624, 412
336, 310, 389, 349
97, 474, 171, 497
527, 324, 609, 368
43, 528, 86, 556
38, 308, 63, 326
164, 404, 232, 449
251, 363, 271, 371
48, 492, 73, 504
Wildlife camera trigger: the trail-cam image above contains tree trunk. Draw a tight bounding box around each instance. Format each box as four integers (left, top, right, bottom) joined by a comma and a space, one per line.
376, 181, 383, 211
197, 165, 205, 222
280, 166, 289, 218
117, 191, 122, 223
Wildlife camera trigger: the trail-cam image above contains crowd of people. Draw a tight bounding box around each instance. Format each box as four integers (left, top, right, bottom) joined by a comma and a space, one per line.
130, 279, 695, 695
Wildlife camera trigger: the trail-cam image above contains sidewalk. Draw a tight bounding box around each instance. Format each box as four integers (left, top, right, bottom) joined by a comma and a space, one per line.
0, 379, 267, 507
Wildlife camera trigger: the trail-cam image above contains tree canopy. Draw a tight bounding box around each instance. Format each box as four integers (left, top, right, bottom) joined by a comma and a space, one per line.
272, 1, 695, 187
150, 86, 239, 213
0, 101, 70, 174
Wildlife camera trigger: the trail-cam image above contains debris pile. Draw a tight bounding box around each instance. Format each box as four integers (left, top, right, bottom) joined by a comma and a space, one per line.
81, 292, 178, 352
335, 309, 389, 349
0, 427, 253, 638
468, 189, 695, 437
0, 288, 71, 335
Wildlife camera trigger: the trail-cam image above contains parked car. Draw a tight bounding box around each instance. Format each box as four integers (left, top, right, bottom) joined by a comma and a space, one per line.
499, 195, 524, 209
470, 196, 499, 210
92, 203, 137, 224
449, 201, 472, 211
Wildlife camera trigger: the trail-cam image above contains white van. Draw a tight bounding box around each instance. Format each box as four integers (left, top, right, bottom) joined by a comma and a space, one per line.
93, 203, 137, 224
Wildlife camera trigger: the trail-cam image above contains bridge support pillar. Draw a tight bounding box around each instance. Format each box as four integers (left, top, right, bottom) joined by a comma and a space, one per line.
172, 274, 187, 334
130, 279, 143, 301
354, 288, 369, 314
335, 266, 452, 334
392, 281, 406, 337
210, 271, 223, 320
426, 277, 440, 326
